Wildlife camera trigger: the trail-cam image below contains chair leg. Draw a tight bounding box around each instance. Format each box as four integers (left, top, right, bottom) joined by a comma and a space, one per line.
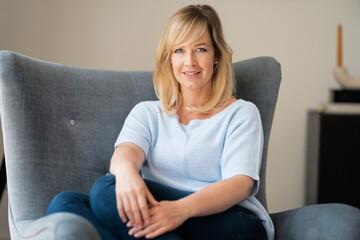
0, 156, 6, 202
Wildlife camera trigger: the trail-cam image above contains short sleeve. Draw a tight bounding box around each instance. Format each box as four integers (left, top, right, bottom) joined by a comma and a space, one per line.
220, 102, 264, 197
114, 103, 152, 158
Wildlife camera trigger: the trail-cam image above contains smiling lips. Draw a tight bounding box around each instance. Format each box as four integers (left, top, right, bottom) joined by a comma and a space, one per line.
183, 71, 201, 76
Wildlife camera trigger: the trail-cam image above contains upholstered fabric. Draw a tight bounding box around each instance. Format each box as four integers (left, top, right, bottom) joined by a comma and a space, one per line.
1, 50, 359, 239
271, 203, 360, 240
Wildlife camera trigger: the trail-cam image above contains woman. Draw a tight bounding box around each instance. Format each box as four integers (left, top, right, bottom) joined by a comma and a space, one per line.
48, 5, 274, 240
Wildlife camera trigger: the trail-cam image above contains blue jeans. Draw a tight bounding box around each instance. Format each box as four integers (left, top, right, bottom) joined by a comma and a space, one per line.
47, 175, 266, 240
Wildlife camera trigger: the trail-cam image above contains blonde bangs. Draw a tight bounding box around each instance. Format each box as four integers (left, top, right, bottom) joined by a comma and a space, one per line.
168, 18, 207, 51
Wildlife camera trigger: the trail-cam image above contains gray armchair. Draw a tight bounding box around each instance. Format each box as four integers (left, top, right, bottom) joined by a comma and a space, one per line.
0, 50, 359, 240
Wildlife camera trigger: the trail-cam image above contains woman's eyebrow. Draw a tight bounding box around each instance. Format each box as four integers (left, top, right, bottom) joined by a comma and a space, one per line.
195, 43, 209, 47
174, 42, 209, 49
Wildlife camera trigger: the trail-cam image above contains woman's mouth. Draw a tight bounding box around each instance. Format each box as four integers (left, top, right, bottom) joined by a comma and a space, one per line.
183, 71, 201, 76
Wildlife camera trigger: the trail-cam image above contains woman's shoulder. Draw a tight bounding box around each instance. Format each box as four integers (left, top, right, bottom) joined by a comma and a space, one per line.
131, 100, 162, 111
222, 99, 262, 125
229, 99, 260, 116
134, 100, 162, 109
129, 100, 163, 118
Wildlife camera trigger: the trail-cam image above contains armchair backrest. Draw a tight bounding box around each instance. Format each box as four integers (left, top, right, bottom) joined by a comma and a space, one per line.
0, 51, 280, 226
233, 59, 281, 207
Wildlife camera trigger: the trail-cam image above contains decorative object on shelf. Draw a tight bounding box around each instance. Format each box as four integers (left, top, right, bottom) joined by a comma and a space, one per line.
331, 89, 360, 103
333, 24, 360, 89
322, 89, 360, 114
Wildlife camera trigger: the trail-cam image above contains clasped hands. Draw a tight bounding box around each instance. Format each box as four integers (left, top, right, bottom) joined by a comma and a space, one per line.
115, 175, 188, 239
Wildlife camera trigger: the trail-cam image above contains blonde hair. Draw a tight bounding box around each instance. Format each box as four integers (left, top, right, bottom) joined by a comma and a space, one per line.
153, 5, 234, 114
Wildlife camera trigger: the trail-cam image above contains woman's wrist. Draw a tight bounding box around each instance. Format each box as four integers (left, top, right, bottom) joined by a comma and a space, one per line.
119, 166, 140, 180
175, 197, 194, 220
110, 159, 139, 178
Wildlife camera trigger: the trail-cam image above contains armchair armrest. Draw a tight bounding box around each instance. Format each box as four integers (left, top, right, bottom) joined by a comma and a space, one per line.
270, 203, 360, 240
10, 212, 101, 240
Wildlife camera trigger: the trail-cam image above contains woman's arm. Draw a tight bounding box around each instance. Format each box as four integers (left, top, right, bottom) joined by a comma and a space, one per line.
178, 174, 254, 217
130, 175, 253, 239
110, 142, 144, 174
110, 143, 158, 229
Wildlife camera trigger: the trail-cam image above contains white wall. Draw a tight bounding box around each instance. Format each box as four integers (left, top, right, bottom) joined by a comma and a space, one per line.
1, 0, 360, 237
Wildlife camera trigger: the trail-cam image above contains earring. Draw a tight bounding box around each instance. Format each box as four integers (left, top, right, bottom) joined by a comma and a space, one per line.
214, 60, 218, 65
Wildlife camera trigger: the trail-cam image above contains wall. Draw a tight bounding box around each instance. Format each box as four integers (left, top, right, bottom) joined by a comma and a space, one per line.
0, 0, 359, 238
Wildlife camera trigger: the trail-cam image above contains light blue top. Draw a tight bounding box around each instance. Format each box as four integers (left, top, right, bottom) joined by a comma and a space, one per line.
115, 99, 274, 240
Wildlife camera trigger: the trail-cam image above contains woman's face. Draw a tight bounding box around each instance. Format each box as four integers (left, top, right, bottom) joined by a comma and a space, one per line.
170, 29, 216, 95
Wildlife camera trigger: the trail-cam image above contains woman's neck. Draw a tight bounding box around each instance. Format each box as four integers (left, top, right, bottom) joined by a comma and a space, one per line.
177, 96, 237, 125
180, 88, 212, 110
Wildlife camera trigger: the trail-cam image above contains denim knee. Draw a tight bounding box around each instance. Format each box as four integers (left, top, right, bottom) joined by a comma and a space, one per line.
89, 175, 117, 218
47, 191, 90, 215
89, 174, 115, 204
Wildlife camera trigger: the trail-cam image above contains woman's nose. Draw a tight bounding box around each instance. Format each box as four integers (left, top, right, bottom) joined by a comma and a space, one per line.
185, 52, 197, 66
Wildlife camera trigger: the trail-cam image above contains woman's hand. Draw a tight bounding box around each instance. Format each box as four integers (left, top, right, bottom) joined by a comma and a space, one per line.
128, 200, 189, 239
115, 169, 159, 229
127, 175, 253, 238
110, 143, 159, 229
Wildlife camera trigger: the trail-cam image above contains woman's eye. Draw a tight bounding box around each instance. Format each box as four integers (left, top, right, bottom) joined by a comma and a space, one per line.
196, 48, 207, 52
174, 49, 184, 53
